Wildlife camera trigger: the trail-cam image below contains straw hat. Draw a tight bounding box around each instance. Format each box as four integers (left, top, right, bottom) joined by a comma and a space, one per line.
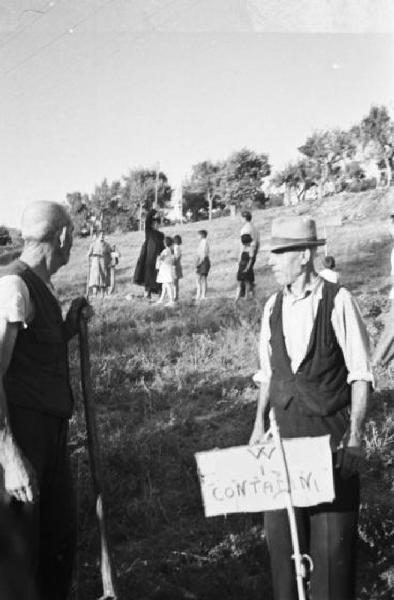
270, 216, 325, 252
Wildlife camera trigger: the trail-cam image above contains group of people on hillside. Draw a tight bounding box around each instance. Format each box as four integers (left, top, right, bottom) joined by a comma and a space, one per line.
133, 209, 211, 304
2, 199, 394, 600
132, 208, 265, 304
95, 208, 340, 305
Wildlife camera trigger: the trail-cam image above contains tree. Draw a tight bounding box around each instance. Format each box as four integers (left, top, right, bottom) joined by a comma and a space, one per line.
358, 105, 394, 186
66, 168, 173, 234
220, 148, 271, 209
122, 169, 172, 229
298, 129, 356, 198
182, 190, 208, 221
90, 178, 113, 228
272, 159, 318, 205
66, 192, 91, 235
184, 160, 222, 220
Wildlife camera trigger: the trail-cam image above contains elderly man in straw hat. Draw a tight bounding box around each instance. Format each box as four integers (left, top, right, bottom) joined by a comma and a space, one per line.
0, 201, 89, 599
250, 216, 373, 600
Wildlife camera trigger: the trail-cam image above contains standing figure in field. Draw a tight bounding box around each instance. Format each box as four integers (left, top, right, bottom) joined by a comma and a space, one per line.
235, 233, 255, 302
156, 236, 175, 305
108, 244, 120, 295
0, 201, 89, 600
195, 230, 210, 301
87, 231, 111, 297
239, 210, 260, 296
133, 209, 165, 299
250, 216, 372, 600
173, 234, 183, 301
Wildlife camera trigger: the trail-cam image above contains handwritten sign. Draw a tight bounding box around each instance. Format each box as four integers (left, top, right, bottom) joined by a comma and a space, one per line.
195, 436, 334, 517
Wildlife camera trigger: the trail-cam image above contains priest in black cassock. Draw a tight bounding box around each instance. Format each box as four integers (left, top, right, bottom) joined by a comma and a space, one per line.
133, 209, 165, 299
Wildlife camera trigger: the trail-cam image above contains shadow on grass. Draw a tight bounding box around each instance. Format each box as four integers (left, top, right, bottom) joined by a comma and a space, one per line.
72, 383, 394, 600
71, 369, 270, 600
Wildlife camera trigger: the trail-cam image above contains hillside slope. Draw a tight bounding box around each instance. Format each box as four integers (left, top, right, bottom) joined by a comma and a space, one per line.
53, 188, 394, 600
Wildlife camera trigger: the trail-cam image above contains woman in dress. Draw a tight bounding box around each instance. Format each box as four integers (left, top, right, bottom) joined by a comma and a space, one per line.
133, 209, 165, 299
87, 231, 112, 297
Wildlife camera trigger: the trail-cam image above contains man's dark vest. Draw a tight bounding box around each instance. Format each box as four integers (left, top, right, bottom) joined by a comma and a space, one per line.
268, 281, 351, 416
2, 261, 73, 418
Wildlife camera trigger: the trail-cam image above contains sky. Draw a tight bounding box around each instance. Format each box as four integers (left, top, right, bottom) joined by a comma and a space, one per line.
0, 0, 394, 227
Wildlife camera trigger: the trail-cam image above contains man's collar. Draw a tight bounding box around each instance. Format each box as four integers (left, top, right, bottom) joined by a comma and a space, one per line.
284, 275, 323, 301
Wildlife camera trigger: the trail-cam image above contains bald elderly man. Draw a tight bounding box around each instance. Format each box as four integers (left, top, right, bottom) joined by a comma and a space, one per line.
0, 202, 87, 600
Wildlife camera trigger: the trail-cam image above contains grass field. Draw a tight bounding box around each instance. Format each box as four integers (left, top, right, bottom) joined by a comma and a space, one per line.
53, 189, 394, 600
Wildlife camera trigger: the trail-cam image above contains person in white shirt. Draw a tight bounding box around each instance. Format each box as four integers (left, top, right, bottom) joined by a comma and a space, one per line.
0, 201, 91, 600
240, 210, 260, 252
156, 236, 175, 306
240, 211, 260, 295
250, 216, 372, 600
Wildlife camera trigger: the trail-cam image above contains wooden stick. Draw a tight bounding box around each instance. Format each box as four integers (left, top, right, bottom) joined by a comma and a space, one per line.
270, 409, 312, 600
78, 314, 118, 600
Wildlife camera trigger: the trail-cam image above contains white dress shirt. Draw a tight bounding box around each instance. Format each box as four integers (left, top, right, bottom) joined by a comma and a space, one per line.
254, 276, 373, 386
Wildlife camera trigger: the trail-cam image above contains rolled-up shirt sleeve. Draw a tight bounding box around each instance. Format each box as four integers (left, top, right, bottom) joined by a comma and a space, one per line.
332, 288, 374, 384
253, 293, 276, 385
0, 275, 31, 328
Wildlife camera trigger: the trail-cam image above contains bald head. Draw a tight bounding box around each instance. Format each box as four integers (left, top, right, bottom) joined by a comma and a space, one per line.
21, 201, 72, 243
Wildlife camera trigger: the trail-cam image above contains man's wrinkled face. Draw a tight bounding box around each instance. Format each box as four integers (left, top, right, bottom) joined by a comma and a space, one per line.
269, 249, 305, 286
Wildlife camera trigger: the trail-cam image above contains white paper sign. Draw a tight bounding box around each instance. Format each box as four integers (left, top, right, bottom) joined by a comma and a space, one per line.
195, 436, 334, 517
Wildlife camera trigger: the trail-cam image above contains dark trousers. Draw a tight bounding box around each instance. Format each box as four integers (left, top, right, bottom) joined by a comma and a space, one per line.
264, 468, 359, 600
6, 405, 77, 600
240, 251, 257, 296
